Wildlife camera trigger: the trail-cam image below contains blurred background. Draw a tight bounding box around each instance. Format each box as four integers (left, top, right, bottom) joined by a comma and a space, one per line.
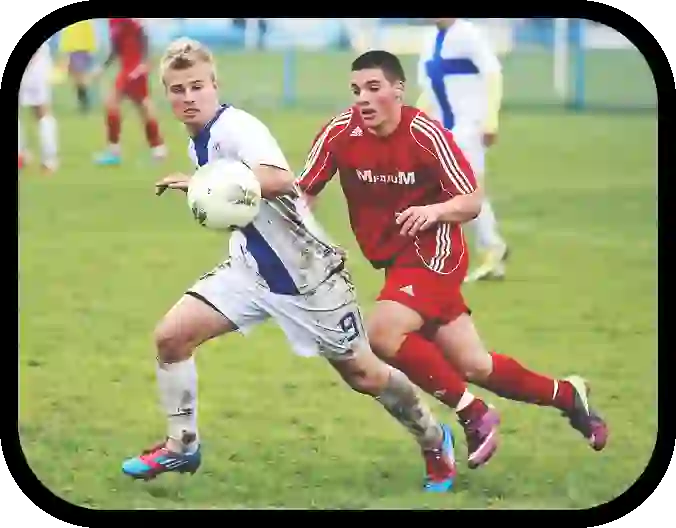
45, 17, 655, 113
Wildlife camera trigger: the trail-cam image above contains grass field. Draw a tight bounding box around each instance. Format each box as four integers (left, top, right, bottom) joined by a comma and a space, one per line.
18, 82, 657, 509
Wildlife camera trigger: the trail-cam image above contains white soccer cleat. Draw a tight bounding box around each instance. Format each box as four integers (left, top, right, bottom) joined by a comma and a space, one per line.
465, 245, 509, 283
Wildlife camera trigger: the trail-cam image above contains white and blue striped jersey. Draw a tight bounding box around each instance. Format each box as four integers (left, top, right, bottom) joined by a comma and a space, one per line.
417, 19, 500, 136
188, 104, 344, 296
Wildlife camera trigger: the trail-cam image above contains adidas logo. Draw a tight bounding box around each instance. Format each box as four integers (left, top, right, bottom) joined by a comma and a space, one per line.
399, 285, 414, 296
350, 126, 363, 137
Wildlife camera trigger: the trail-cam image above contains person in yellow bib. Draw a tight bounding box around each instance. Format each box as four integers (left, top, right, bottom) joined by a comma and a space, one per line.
59, 20, 98, 112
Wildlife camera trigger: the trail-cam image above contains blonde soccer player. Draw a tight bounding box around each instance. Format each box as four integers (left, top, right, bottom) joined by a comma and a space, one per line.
121, 38, 458, 492
417, 18, 509, 282
59, 19, 97, 113
19, 41, 59, 173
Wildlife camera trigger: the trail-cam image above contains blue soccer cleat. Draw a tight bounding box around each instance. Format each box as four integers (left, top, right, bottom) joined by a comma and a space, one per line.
94, 151, 121, 166
422, 423, 457, 492
121, 440, 202, 480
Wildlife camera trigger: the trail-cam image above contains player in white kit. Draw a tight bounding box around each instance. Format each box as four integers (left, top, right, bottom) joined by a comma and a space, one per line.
417, 18, 508, 282
121, 38, 458, 493
19, 41, 59, 173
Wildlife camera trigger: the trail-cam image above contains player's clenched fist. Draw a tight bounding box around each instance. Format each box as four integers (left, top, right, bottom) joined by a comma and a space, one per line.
396, 204, 442, 237
155, 173, 190, 195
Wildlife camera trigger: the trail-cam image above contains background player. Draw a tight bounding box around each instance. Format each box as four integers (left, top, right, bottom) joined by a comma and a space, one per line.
297, 51, 609, 462
18, 41, 59, 173
417, 18, 508, 282
93, 18, 166, 165
121, 38, 457, 492
58, 19, 97, 113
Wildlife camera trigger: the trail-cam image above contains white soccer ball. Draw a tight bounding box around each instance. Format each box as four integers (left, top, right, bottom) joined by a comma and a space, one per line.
186, 159, 262, 230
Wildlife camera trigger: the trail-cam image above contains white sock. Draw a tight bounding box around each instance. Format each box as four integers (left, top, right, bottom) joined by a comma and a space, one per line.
375, 368, 444, 451
471, 198, 505, 251
156, 356, 199, 453
109, 143, 121, 155
38, 114, 58, 167
151, 144, 167, 158
455, 390, 476, 413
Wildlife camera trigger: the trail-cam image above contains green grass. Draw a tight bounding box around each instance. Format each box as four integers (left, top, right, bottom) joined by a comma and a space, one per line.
19, 84, 657, 509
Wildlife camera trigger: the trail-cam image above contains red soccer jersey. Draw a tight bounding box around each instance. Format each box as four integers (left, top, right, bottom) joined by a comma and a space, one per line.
109, 18, 144, 72
296, 105, 478, 275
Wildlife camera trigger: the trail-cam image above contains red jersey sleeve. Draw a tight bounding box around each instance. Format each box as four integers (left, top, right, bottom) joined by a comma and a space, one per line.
295, 109, 353, 196
409, 112, 478, 196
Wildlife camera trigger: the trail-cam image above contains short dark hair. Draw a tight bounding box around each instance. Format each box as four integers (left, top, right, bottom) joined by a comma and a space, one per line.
351, 50, 406, 83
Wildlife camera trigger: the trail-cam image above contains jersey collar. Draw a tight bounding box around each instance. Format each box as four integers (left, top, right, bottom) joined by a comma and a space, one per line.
191, 103, 230, 142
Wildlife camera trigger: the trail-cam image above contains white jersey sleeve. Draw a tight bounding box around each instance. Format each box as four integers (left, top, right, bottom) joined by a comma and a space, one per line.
221, 109, 290, 171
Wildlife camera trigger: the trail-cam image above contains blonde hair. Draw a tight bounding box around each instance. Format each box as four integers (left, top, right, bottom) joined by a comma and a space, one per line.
159, 37, 216, 84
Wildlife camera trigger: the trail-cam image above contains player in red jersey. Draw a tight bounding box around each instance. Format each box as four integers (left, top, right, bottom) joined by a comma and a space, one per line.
93, 18, 166, 165
296, 51, 609, 466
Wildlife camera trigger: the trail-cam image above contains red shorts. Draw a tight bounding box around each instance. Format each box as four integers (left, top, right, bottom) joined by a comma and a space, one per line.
115, 72, 148, 103
377, 264, 470, 333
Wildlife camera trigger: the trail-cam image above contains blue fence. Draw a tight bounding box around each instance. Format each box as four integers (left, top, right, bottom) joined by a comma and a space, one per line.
50, 18, 656, 112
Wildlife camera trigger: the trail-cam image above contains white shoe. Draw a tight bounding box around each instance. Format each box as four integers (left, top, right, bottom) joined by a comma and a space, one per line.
465, 245, 509, 283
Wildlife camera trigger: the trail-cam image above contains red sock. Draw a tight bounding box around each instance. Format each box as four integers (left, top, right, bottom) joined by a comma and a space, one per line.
106, 110, 121, 144
391, 333, 468, 409
457, 399, 490, 423
144, 119, 163, 148
479, 352, 574, 411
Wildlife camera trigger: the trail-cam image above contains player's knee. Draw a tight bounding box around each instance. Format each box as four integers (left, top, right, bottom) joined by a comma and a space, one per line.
153, 323, 193, 362
366, 318, 406, 358
462, 364, 492, 382
33, 105, 47, 119
431, 315, 493, 381
332, 351, 390, 396
138, 98, 155, 119
345, 368, 387, 396
104, 94, 119, 111
455, 354, 493, 382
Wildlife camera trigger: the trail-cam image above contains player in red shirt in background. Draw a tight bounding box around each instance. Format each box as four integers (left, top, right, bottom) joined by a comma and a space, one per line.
296, 51, 608, 469
93, 18, 166, 165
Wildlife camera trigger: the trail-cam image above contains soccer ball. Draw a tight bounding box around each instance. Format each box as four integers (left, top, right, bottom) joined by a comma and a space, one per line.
187, 159, 262, 230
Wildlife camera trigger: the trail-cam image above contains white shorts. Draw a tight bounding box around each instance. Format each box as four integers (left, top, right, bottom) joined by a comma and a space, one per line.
453, 133, 485, 177
187, 260, 367, 361
19, 68, 51, 107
